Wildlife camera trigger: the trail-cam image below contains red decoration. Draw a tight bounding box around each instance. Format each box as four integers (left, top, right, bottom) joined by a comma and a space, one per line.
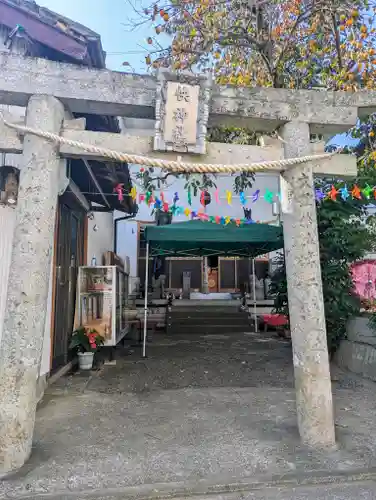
200, 190, 211, 206
114, 183, 124, 202
329, 185, 338, 201
215, 215, 221, 224
352, 185, 362, 199
163, 202, 169, 212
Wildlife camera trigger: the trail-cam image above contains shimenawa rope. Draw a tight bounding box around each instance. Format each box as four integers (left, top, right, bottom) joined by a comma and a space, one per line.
2, 118, 339, 174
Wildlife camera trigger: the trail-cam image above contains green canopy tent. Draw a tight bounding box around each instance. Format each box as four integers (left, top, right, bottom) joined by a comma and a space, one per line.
140, 220, 284, 356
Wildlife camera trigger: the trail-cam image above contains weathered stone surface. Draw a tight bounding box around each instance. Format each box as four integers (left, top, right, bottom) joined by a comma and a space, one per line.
346, 316, 376, 347
0, 52, 368, 134
335, 317, 376, 381
210, 86, 358, 134
281, 121, 336, 449
0, 94, 64, 476
0, 52, 156, 118
154, 70, 211, 154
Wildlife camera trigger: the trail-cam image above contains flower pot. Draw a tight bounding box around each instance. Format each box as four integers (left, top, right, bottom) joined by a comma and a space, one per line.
78, 352, 94, 370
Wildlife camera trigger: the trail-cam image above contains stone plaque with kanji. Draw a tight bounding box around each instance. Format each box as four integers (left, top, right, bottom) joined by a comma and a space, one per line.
154, 70, 211, 155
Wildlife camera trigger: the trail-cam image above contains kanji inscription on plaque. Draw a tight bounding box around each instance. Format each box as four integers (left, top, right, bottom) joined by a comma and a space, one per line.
164, 82, 199, 145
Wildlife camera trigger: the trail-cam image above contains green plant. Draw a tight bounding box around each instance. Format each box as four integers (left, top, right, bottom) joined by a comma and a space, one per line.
69, 327, 105, 353
369, 311, 376, 333
270, 187, 374, 356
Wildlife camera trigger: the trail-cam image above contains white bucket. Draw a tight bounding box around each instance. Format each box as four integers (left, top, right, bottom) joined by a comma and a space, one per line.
78, 352, 94, 370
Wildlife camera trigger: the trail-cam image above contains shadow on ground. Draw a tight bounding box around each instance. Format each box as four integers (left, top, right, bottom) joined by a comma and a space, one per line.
1, 331, 376, 499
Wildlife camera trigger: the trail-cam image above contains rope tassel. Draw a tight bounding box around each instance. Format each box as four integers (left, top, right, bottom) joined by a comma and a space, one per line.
2, 117, 340, 174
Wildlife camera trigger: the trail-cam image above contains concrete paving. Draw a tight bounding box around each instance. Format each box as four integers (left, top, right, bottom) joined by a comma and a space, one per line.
2, 331, 376, 499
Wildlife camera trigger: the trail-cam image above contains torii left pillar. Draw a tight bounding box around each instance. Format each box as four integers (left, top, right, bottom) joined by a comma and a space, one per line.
0, 95, 64, 476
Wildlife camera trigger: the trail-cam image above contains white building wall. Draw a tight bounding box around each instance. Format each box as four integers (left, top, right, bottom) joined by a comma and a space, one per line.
87, 210, 114, 265
114, 216, 138, 276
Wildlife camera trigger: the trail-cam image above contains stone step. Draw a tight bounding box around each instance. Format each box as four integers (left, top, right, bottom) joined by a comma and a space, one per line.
169, 310, 247, 318
167, 317, 251, 327
167, 324, 254, 334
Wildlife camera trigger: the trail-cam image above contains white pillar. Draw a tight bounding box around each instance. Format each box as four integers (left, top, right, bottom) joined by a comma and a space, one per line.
281, 121, 335, 448
0, 95, 64, 476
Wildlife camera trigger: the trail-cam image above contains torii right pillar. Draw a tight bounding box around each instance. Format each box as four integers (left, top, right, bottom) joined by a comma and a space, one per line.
281, 121, 336, 448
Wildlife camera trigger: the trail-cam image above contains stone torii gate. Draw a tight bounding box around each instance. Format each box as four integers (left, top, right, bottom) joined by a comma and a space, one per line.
0, 51, 370, 475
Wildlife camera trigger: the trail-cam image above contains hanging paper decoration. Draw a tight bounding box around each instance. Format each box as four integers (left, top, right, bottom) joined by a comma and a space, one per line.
315, 188, 325, 203
184, 208, 191, 217
264, 189, 274, 204
235, 218, 241, 227
146, 191, 151, 204
226, 190, 232, 206
243, 207, 252, 220
188, 187, 192, 206
173, 192, 179, 204
329, 185, 339, 201
191, 210, 197, 219
154, 198, 162, 210
351, 185, 361, 200
160, 192, 165, 203
130, 186, 137, 201
215, 189, 220, 204
198, 212, 209, 221
114, 183, 124, 202
220, 216, 225, 225
362, 184, 373, 199
252, 189, 260, 203
225, 215, 231, 225
215, 215, 221, 224
240, 191, 246, 205
340, 186, 350, 201
139, 193, 145, 203
200, 190, 211, 206
163, 202, 169, 212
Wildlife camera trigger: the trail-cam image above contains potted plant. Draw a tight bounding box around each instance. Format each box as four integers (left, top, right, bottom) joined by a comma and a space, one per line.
69, 327, 105, 370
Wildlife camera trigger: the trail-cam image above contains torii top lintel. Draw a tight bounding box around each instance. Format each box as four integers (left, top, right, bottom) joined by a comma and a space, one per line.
0, 52, 374, 138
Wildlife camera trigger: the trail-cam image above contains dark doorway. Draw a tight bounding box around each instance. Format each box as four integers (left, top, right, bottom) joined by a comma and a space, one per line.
208, 255, 219, 269
52, 192, 86, 372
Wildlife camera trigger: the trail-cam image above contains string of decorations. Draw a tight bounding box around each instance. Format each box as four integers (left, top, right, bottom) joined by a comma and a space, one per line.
115, 183, 376, 206
106, 182, 376, 226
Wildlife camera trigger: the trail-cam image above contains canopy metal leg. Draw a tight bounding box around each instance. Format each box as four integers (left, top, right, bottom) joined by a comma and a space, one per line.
252, 258, 258, 333
142, 242, 150, 358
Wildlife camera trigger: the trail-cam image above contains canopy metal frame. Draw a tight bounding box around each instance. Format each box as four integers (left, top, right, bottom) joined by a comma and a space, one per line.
141, 221, 283, 357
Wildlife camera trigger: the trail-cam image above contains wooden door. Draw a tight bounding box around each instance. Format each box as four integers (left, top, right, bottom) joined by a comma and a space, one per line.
52, 194, 85, 372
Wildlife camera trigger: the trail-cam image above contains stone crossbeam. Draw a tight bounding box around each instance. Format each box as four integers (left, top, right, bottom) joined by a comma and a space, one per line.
0, 52, 374, 134
0, 119, 356, 177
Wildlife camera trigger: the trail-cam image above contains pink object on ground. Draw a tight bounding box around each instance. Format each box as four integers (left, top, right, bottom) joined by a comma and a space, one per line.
262, 314, 288, 327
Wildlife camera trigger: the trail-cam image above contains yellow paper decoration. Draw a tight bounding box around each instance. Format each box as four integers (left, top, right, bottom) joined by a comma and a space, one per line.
226, 190, 232, 205
184, 208, 191, 217
130, 186, 137, 201
225, 216, 231, 225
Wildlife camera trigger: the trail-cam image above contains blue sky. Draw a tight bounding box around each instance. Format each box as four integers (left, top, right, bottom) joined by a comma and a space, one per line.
38, 0, 149, 72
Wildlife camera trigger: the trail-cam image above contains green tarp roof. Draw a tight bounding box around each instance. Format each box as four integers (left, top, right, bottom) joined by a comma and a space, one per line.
144, 220, 284, 257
